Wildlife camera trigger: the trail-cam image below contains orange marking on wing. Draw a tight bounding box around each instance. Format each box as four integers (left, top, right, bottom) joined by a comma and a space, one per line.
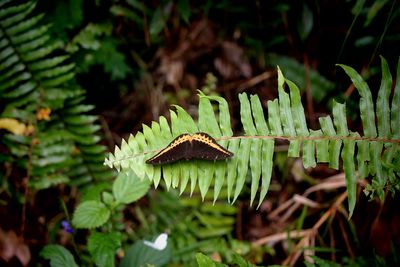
192, 133, 231, 155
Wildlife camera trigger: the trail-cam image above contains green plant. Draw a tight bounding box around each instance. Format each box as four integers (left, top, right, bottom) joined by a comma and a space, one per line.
110, 0, 193, 45
196, 252, 259, 267
0, 0, 113, 190
142, 189, 247, 265
106, 57, 400, 218
40, 171, 150, 266
0, 2, 116, 265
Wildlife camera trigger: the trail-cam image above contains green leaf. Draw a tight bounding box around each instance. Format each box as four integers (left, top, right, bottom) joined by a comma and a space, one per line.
233, 138, 251, 203
337, 64, 377, 138
178, 0, 190, 23
376, 56, 392, 138
302, 130, 317, 169
319, 116, 340, 169
120, 239, 172, 267
342, 133, 357, 218
231, 253, 258, 267
112, 171, 150, 204
0, 2, 33, 20
356, 140, 370, 179
391, 58, 400, 139
1, 2, 35, 28
80, 38, 132, 80
267, 53, 335, 102
239, 93, 257, 135
314, 129, 329, 163
11, 24, 49, 44
277, 67, 299, 157
47, 0, 83, 32
110, 5, 143, 25
17, 34, 50, 54
364, 0, 389, 27
196, 253, 227, 267
286, 79, 309, 137
30, 55, 68, 70
297, 3, 313, 41
198, 92, 222, 137
41, 245, 78, 267
30, 174, 69, 190
149, 7, 166, 40
88, 232, 121, 267
7, 13, 44, 36
72, 200, 110, 229
267, 99, 283, 136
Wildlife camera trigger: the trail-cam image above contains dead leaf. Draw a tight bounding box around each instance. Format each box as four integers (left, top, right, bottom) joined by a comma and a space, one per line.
0, 229, 31, 266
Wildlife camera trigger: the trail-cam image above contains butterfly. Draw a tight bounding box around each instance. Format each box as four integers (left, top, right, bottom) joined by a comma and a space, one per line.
145, 132, 233, 165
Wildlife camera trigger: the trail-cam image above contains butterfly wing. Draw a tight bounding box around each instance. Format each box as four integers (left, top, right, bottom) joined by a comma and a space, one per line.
189, 132, 233, 161
146, 134, 190, 165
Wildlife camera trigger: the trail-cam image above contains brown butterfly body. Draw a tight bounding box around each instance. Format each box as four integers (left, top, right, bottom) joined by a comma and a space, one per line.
145, 132, 233, 165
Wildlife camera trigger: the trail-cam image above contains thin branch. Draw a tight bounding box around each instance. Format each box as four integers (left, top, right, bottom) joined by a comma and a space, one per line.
254, 192, 348, 266
268, 174, 346, 221
252, 229, 312, 246
338, 214, 355, 258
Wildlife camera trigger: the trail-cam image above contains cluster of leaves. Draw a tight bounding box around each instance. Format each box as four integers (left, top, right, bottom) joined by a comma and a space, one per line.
0, 0, 113, 196
196, 252, 258, 267
144, 189, 254, 265
106, 58, 400, 218
111, 0, 193, 44
40, 171, 150, 267
38, 0, 132, 81
2, 0, 400, 266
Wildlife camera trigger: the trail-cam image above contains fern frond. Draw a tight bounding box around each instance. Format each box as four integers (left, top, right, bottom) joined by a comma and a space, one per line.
106, 60, 400, 217
0, 0, 113, 189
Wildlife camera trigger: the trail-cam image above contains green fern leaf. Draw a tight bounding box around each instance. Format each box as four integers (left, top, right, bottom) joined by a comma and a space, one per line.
0, 0, 114, 191
106, 60, 400, 216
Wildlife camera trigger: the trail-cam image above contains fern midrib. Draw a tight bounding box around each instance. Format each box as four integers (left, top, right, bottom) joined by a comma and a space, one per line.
219, 135, 400, 143
106, 134, 400, 165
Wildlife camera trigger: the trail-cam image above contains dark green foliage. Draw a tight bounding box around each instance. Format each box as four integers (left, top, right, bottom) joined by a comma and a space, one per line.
0, 1, 113, 191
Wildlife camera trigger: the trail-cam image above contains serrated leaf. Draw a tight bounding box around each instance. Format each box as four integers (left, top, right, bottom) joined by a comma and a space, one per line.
88, 232, 121, 267
72, 200, 110, 229
41, 245, 78, 267
112, 171, 150, 204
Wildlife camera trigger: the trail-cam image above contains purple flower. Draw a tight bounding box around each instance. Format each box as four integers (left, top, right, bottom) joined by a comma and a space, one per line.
61, 220, 74, 234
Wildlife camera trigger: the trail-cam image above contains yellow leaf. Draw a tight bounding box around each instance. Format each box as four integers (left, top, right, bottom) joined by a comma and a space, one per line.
0, 118, 27, 135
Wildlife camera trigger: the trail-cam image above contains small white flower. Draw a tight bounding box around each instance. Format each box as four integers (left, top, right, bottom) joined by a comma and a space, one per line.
143, 233, 168, 250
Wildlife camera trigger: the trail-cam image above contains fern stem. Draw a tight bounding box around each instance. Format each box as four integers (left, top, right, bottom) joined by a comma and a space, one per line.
106, 134, 399, 165
218, 135, 400, 143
